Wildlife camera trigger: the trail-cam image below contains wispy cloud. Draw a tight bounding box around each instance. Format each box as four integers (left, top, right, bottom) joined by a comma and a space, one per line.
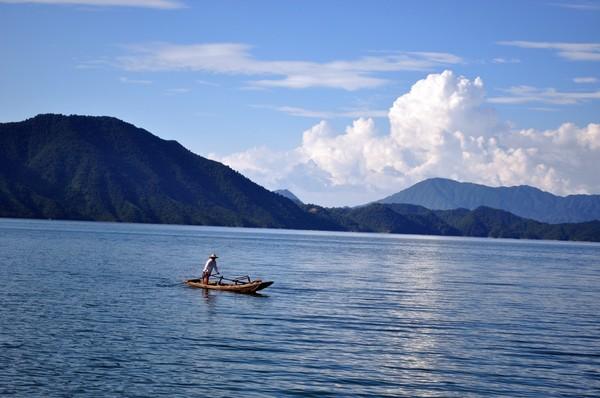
573, 76, 598, 84
196, 79, 219, 87
119, 76, 152, 84
0, 0, 184, 8
550, 2, 600, 11
498, 40, 600, 61
529, 107, 559, 112
165, 87, 190, 95
251, 105, 387, 119
492, 57, 521, 64
488, 85, 600, 104
115, 42, 463, 91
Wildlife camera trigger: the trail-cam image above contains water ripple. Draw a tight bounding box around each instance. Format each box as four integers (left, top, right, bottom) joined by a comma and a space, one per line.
1, 218, 599, 396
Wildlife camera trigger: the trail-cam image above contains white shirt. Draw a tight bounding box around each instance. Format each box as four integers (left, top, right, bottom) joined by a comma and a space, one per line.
202, 258, 219, 275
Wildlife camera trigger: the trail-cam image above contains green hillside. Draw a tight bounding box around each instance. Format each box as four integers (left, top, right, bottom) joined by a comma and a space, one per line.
0, 114, 335, 229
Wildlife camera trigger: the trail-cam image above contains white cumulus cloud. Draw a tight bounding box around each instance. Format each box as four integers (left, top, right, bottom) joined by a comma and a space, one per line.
213, 70, 600, 206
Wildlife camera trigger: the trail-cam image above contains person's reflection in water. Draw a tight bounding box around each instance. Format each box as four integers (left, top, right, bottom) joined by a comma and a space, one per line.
200, 288, 219, 323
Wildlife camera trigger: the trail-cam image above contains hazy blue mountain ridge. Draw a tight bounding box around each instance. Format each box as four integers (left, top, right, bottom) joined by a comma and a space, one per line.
379, 178, 600, 223
273, 189, 303, 205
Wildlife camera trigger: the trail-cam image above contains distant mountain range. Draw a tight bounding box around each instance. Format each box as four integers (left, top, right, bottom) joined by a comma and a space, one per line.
273, 189, 303, 205
379, 178, 600, 223
1, 114, 598, 242
304, 203, 600, 242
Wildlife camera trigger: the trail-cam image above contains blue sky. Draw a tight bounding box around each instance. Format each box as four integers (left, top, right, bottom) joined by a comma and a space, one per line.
1, 0, 599, 205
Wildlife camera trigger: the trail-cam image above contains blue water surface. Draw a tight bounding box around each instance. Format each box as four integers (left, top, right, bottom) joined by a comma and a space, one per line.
1, 218, 599, 397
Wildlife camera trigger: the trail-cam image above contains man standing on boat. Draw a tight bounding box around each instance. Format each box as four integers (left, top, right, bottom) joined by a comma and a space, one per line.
202, 253, 220, 284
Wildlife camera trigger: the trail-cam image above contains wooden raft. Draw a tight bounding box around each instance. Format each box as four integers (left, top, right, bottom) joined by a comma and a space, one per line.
185, 277, 273, 294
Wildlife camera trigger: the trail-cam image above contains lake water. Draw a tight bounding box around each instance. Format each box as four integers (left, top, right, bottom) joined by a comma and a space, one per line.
1, 218, 599, 397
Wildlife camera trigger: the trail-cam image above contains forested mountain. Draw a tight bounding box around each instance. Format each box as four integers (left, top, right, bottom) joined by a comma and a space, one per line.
378, 178, 600, 223
0, 114, 335, 229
